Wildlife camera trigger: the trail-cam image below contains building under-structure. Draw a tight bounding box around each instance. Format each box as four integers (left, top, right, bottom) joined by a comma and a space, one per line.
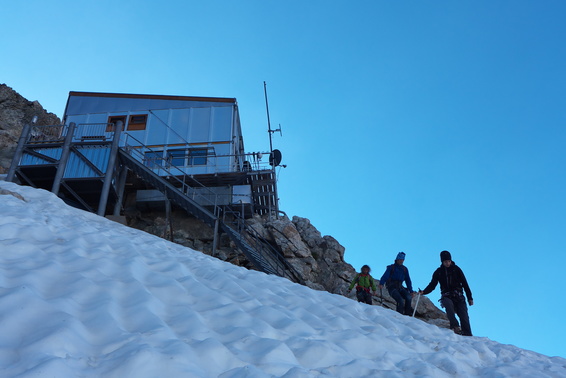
6, 91, 301, 283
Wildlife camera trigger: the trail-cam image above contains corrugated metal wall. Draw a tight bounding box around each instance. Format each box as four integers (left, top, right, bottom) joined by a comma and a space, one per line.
21, 148, 63, 165
64, 146, 111, 178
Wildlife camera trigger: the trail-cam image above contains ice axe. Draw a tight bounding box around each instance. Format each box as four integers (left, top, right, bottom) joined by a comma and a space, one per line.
412, 288, 422, 317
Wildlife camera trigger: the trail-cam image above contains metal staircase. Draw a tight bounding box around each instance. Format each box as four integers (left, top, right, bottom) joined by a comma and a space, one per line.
118, 148, 303, 283
220, 211, 302, 282
7, 121, 302, 283
119, 149, 217, 228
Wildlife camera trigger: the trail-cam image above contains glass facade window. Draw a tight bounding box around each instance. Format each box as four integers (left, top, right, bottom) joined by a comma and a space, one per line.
144, 151, 163, 168
107, 116, 127, 132
189, 148, 208, 165
128, 114, 148, 131
167, 149, 186, 167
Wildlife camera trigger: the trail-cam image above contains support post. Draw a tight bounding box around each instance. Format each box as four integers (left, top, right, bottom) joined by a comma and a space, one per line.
52, 122, 76, 195
212, 218, 220, 257
6, 123, 32, 182
272, 168, 279, 219
165, 198, 172, 241
113, 165, 128, 216
268, 183, 273, 222
98, 121, 123, 216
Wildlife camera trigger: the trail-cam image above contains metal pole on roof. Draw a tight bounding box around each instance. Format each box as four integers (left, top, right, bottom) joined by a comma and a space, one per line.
263, 82, 281, 219
263, 81, 274, 153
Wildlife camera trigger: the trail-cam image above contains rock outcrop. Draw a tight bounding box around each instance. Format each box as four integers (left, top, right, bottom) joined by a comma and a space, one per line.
0, 84, 61, 173
254, 215, 448, 327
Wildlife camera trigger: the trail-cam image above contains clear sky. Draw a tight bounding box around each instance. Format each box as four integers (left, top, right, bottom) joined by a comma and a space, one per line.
2, 1, 565, 358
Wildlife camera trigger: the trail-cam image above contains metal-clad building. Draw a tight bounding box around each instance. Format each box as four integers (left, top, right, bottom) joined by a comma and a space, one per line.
63, 92, 246, 176
8, 91, 278, 217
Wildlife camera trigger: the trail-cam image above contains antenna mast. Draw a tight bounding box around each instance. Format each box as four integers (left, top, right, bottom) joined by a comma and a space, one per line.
261, 81, 283, 218
264, 81, 274, 153
264, 82, 283, 153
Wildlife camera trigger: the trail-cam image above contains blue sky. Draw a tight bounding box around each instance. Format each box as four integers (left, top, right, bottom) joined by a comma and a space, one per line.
2, 1, 565, 358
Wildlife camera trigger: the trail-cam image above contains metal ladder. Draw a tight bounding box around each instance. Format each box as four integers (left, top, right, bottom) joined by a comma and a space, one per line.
118, 148, 303, 283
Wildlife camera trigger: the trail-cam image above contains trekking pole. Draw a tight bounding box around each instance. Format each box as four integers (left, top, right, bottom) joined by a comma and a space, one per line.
412, 288, 422, 317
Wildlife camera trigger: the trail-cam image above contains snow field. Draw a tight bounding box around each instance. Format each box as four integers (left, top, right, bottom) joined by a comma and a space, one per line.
1, 181, 565, 377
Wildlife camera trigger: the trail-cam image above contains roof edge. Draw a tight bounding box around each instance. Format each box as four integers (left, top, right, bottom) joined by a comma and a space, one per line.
68, 91, 236, 103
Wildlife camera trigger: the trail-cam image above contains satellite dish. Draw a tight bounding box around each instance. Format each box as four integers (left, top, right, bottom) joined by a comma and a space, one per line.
243, 161, 252, 172
269, 149, 282, 167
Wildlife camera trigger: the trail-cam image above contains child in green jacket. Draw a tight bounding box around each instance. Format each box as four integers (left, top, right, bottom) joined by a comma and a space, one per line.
348, 265, 377, 305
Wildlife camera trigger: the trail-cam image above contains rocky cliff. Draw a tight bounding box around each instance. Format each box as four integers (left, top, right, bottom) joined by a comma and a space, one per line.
0, 84, 61, 173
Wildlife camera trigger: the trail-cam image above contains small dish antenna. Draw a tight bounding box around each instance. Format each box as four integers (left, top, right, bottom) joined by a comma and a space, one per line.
269, 149, 282, 167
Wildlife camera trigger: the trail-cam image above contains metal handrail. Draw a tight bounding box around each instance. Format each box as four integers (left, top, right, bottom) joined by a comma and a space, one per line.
74, 123, 115, 142
121, 132, 277, 214
245, 224, 302, 280
219, 204, 301, 281
120, 132, 293, 280
121, 138, 272, 173
121, 133, 224, 211
28, 124, 66, 143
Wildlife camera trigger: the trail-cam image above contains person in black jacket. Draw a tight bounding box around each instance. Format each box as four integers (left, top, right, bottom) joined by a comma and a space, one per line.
419, 251, 474, 336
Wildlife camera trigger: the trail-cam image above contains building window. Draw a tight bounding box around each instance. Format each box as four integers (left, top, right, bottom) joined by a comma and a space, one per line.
167, 149, 186, 167
128, 114, 148, 131
189, 148, 208, 165
144, 151, 163, 168
107, 116, 127, 132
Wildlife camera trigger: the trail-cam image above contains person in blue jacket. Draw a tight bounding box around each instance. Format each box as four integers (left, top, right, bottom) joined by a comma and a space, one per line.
379, 252, 415, 315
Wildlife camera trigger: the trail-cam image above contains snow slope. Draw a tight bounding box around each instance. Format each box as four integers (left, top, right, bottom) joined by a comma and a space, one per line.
0, 181, 565, 377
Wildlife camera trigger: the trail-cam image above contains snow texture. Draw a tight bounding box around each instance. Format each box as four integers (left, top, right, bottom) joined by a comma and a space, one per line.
1, 181, 565, 377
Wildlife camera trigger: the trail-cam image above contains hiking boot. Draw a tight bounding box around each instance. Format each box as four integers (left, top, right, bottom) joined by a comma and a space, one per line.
453, 326, 462, 335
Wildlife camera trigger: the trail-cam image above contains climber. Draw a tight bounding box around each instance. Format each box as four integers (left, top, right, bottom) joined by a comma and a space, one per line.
348, 265, 377, 305
419, 250, 474, 336
379, 252, 415, 315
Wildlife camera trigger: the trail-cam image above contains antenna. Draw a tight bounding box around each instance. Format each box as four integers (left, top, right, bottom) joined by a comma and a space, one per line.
262, 82, 284, 217
263, 81, 274, 153
273, 123, 283, 136
263, 82, 285, 169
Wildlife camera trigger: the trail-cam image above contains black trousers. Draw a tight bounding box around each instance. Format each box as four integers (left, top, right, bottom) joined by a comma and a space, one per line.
388, 287, 413, 315
441, 295, 472, 336
356, 289, 373, 305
